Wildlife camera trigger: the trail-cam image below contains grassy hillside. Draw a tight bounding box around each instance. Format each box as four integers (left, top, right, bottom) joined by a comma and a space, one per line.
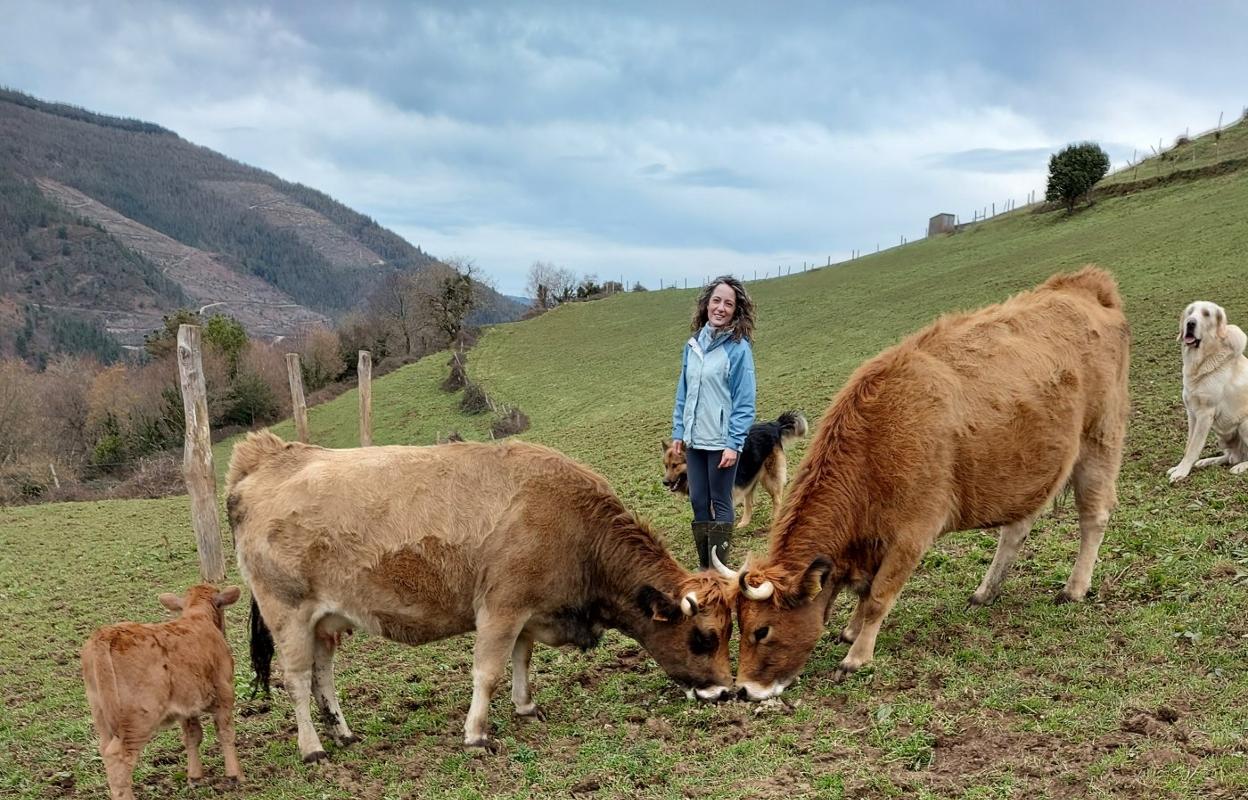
5, 157, 1248, 798
1100, 113, 1248, 189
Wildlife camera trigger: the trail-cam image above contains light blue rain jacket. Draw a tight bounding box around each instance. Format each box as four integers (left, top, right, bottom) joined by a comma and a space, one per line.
671, 324, 756, 451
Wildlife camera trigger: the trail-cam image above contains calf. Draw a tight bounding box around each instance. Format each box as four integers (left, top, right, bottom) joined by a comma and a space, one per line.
81, 585, 242, 799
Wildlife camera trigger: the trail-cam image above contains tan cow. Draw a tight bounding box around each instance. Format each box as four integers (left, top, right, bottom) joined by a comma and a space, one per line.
227, 433, 734, 759
81, 584, 243, 800
723, 267, 1130, 700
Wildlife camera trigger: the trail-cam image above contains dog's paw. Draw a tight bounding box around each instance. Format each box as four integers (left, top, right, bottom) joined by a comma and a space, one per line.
1166, 465, 1190, 484
1231, 462, 1248, 475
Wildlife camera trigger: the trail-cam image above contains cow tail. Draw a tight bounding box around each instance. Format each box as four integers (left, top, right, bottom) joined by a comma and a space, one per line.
248, 597, 275, 699
83, 638, 124, 742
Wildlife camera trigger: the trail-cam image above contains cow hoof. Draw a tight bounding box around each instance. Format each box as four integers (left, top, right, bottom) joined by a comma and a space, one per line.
967, 592, 992, 608
1054, 589, 1083, 605
516, 705, 546, 722
464, 737, 501, 754
334, 733, 362, 747
302, 750, 329, 764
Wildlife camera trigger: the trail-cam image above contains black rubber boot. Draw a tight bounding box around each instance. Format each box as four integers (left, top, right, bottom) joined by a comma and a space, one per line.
705, 522, 733, 570
692, 521, 712, 570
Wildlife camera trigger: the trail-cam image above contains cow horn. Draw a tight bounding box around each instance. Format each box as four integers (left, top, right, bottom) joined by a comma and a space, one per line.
739, 571, 775, 601
709, 547, 738, 580
681, 591, 699, 616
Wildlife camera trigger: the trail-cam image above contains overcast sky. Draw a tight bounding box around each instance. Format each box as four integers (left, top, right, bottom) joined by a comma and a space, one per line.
2, 2, 1246, 295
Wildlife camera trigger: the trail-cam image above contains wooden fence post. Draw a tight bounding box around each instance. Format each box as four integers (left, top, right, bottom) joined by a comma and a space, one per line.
358, 350, 373, 447
286, 353, 309, 443
176, 324, 225, 583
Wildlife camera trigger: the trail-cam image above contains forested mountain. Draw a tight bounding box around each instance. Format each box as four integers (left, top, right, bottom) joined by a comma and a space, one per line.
0, 88, 523, 361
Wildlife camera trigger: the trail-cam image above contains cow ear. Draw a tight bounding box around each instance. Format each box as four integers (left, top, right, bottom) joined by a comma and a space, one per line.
158, 593, 183, 612
215, 586, 242, 608
636, 585, 680, 623
800, 557, 834, 600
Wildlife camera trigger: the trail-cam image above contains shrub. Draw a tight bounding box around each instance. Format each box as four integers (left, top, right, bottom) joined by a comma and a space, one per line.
108, 455, 184, 500
1045, 142, 1111, 213
90, 429, 128, 473
459, 381, 491, 414
442, 352, 468, 392
221, 371, 281, 427
491, 407, 530, 439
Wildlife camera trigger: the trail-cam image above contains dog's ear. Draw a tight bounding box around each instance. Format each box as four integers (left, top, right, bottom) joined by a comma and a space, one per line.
1217, 308, 1229, 339
661, 438, 671, 453
1177, 308, 1186, 342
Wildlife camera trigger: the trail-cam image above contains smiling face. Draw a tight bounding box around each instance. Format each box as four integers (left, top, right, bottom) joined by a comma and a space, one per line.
1178, 301, 1228, 349
707, 282, 737, 329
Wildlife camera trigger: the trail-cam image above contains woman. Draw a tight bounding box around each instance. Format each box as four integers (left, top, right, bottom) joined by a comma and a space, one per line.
669, 275, 757, 570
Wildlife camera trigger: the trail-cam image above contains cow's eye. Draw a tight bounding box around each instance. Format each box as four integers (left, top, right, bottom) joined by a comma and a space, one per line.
753, 626, 771, 643
689, 628, 719, 655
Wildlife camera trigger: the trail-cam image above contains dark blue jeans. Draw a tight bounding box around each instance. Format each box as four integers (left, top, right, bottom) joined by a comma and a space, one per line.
686, 448, 738, 524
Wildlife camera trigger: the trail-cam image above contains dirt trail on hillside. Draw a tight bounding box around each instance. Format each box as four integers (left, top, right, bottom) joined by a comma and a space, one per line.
35, 177, 328, 340
202, 180, 385, 270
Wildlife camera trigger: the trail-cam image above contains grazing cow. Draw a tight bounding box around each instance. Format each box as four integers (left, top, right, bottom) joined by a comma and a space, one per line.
227, 433, 734, 759
722, 267, 1130, 700
81, 585, 243, 800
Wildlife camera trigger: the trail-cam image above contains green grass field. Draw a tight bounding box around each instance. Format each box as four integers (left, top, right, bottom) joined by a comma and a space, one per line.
4, 153, 1248, 798
1099, 114, 1248, 189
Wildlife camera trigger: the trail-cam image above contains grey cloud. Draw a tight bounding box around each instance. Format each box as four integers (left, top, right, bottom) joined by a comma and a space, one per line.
927, 147, 1054, 173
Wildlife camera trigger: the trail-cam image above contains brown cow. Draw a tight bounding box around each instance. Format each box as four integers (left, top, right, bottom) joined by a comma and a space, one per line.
81, 584, 243, 800
227, 433, 734, 759
723, 267, 1130, 700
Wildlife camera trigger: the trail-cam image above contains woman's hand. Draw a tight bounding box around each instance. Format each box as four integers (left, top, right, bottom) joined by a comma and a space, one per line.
668, 439, 685, 456
719, 449, 737, 469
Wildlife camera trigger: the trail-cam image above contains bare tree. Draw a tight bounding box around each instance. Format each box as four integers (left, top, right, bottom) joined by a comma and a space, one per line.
527, 261, 579, 309
527, 261, 557, 310
368, 271, 425, 356
0, 359, 38, 464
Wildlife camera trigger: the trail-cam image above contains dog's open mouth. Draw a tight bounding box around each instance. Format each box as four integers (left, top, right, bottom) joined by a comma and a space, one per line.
1184, 334, 1201, 347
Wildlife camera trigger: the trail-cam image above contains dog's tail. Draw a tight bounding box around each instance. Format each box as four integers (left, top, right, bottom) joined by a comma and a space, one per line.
777, 411, 808, 448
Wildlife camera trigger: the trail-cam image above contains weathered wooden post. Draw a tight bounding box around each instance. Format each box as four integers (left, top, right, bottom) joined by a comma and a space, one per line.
358, 350, 373, 447
176, 324, 225, 583
286, 353, 309, 443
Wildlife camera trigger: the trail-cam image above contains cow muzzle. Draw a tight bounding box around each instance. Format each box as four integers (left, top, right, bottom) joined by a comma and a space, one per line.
685, 684, 734, 702
736, 679, 790, 702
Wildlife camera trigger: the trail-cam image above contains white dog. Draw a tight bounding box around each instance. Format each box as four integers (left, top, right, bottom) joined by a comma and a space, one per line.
1167, 301, 1248, 483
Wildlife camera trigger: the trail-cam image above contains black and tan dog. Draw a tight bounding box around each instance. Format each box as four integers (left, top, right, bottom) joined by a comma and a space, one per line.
662, 411, 808, 528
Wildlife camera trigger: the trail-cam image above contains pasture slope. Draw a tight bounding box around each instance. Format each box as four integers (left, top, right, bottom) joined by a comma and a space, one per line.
4, 156, 1248, 799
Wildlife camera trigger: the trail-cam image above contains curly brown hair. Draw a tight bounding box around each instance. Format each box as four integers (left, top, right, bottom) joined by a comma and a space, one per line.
690, 275, 755, 342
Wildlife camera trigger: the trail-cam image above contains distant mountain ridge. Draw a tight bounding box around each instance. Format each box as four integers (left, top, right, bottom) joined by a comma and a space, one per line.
0, 87, 524, 360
